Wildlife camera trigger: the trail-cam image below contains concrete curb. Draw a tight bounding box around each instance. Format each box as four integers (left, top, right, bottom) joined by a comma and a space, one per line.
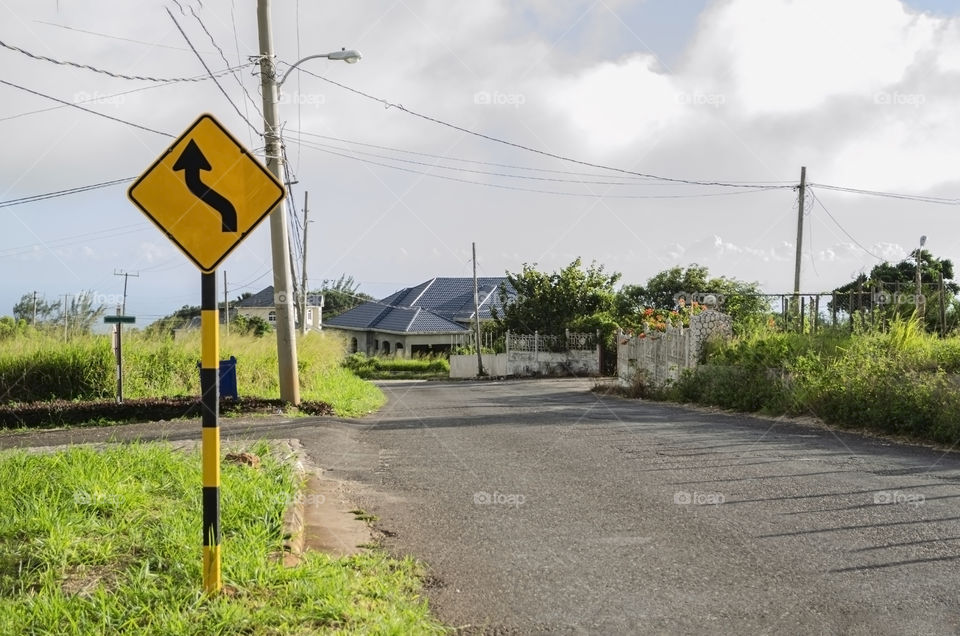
276, 439, 312, 566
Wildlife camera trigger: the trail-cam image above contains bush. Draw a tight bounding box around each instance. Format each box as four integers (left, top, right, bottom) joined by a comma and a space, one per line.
343, 353, 450, 379
0, 337, 113, 402
659, 318, 960, 444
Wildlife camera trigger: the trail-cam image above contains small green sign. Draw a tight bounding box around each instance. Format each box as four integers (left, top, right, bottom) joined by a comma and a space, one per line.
104, 315, 136, 324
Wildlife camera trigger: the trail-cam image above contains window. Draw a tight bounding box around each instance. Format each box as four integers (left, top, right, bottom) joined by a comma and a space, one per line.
383, 341, 391, 355
350, 337, 358, 353
268, 310, 276, 323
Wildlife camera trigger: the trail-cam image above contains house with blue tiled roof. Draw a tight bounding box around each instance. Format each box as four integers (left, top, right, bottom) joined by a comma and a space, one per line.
324, 277, 514, 357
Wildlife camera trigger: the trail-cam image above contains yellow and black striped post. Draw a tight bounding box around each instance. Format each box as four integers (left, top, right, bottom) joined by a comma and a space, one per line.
200, 272, 221, 594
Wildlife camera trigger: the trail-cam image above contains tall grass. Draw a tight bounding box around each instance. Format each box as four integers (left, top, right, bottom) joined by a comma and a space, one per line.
0, 331, 384, 417
663, 318, 960, 443
0, 336, 113, 402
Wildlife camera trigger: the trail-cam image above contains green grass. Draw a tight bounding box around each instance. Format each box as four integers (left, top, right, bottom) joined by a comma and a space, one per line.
0, 331, 384, 418
0, 442, 445, 635
649, 318, 960, 444
343, 354, 450, 380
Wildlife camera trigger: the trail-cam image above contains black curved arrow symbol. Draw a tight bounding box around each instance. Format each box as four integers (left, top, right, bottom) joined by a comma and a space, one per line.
172, 139, 238, 232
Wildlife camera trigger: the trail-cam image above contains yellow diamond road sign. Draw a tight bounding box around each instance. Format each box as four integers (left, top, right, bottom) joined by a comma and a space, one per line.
128, 113, 284, 273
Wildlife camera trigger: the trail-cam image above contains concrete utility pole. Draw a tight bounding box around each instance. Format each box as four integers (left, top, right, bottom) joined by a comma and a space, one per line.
473, 242, 485, 377
32, 291, 37, 324
256, 0, 300, 404
793, 166, 806, 304
301, 191, 309, 335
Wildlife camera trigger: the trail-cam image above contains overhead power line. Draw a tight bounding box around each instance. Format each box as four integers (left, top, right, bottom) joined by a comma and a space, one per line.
33, 20, 212, 52
809, 189, 885, 261
289, 136, 786, 200
0, 70, 250, 125
296, 137, 787, 188
189, 5, 263, 120
290, 66, 794, 190
0, 38, 251, 83
0, 177, 135, 209
809, 182, 960, 205
166, 8, 262, 137
288, 129, 797, 185
0, 79, 173, 137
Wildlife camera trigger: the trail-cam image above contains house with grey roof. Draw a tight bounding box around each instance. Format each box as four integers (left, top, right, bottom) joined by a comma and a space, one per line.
234, 286, 323, 331
324, 277, 514, 357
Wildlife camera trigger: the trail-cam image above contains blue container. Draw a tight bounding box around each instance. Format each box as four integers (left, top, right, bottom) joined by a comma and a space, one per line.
197, 356, 239, 399
218, 356, 238, 400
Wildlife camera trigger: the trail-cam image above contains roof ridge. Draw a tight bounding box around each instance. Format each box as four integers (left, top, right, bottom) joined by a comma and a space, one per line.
408, 277, 436, 307
406, 307, 420, 332
368, 303, 397, 329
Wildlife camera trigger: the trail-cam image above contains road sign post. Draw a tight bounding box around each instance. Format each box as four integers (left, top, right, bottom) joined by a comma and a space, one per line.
128, 113, 283, 595
200, 273, 221, 593
104, 314, 135, 404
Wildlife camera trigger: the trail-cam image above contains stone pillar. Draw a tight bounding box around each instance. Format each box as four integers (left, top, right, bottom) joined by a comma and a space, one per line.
689, 295, 733, 362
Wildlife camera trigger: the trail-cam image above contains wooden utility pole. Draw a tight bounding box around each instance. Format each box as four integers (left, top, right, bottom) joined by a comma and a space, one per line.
939, 271, 947, 337
301, 191, 309, 335
63, 294, 69, 340
473, 242, 485, 377
224, 271, 229, 337
793, 166, 806, 318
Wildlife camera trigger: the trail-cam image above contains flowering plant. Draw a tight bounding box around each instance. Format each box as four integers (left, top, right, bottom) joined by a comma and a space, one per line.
623, 300, 703, 337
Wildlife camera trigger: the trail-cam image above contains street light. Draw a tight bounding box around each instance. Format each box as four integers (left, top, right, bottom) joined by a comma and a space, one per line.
256, 0, 361, 405
278, 49, 362, 87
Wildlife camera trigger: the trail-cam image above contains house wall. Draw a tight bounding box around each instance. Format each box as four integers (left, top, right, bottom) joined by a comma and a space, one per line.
450, 350, 599, 378
336, 330, 463, 358
235, 305, 322, 330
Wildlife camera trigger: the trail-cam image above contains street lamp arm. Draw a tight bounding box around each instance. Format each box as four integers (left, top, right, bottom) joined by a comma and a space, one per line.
278, 49, 362, 87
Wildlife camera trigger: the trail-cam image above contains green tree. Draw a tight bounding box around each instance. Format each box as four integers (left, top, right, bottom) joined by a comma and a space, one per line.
13, 293, 60, 325
829, 249, 958, 332
616, 265, 767, 329
312, 274, 372, 319
0, 316, 30, 339
493, 258, 620, 335
60, 291, 105, 336
231, 313, 272, 337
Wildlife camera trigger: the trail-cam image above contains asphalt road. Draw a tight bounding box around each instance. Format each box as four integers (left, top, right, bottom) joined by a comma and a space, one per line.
5, 378, 960, 634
